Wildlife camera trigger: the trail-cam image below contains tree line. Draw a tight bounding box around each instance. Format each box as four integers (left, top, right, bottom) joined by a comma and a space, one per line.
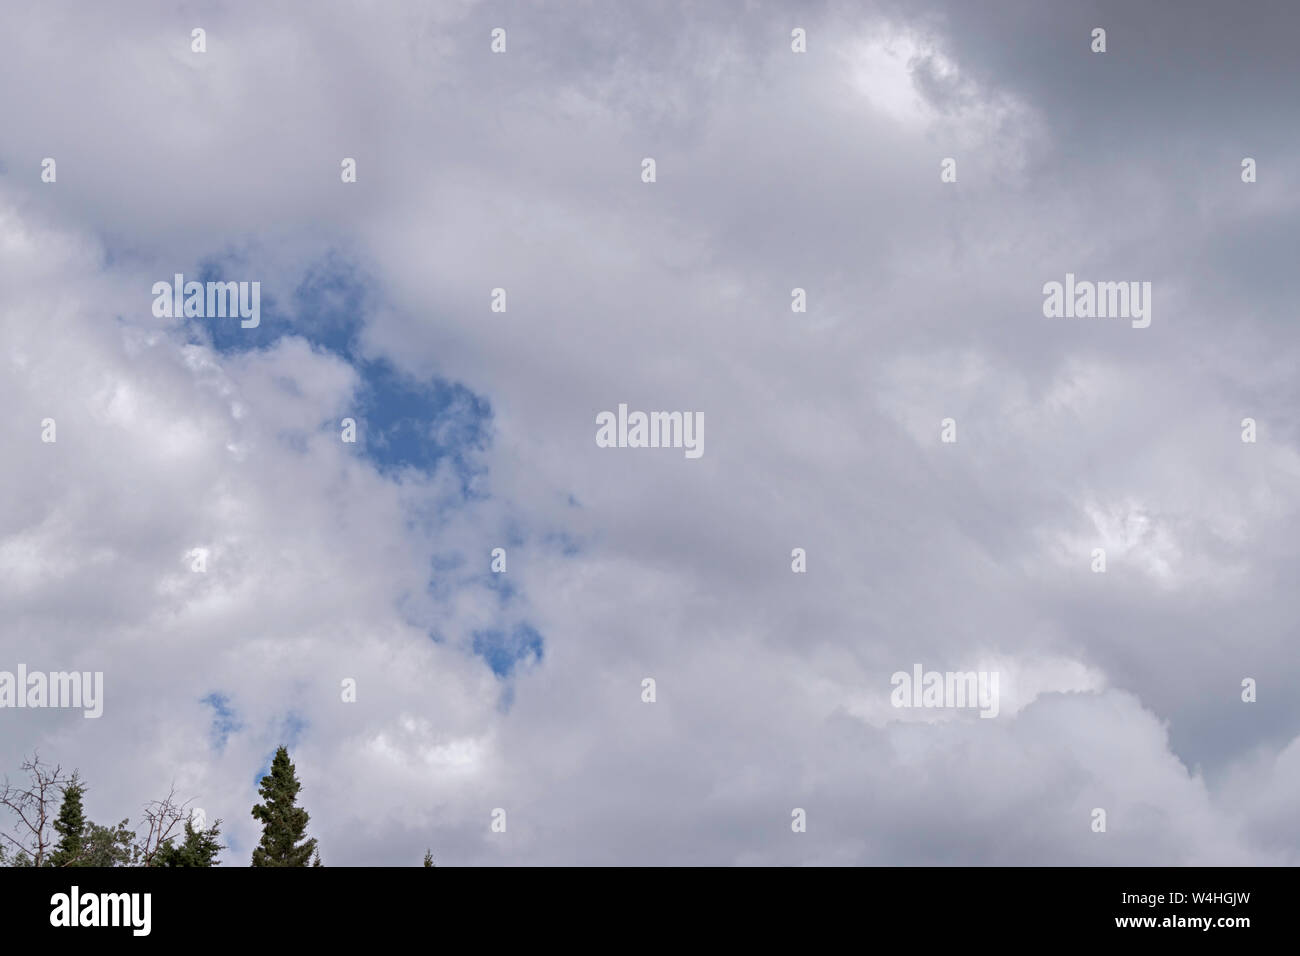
0, 746, 436, 867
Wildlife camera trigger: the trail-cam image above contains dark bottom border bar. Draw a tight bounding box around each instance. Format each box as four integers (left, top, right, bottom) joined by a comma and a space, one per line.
0, 865, 1279, 942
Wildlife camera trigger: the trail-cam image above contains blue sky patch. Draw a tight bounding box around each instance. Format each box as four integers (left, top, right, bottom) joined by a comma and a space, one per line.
471, 623, 544, 679
185, 253, 493, 492
201, 692, 242, 753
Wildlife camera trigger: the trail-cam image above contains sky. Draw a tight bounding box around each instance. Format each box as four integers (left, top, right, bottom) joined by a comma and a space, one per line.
1, 0, 1298, 865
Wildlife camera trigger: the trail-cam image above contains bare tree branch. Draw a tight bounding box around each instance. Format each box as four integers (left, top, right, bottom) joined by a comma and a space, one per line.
0, 752, 73, 867
137, 784, 193, 867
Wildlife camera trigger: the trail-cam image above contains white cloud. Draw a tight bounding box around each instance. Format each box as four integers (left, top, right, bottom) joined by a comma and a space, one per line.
1, 0, 1297, 866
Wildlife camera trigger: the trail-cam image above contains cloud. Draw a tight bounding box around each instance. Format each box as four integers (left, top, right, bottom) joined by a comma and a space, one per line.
0, 0, 1297, 865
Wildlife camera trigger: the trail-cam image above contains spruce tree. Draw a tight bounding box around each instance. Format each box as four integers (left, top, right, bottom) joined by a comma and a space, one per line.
47, 776, 88, 867
250, 747, 318, 867
155, 818, 224, 867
